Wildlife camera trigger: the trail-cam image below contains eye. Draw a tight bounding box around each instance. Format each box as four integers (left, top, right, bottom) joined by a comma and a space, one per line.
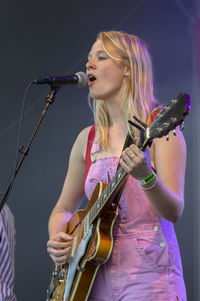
98, 56, 107, 61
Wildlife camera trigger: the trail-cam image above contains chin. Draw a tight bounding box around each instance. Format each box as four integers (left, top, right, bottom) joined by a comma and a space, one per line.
90, 91, 104, 100
89, 90, 110, 101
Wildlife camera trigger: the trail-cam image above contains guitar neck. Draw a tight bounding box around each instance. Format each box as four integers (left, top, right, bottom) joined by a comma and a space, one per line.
84, 166, 127, 228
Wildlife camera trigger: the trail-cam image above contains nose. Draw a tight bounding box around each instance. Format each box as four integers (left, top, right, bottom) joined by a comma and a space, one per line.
86, 58, 96, 71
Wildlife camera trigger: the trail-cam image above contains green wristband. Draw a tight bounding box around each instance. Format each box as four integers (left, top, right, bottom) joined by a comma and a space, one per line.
138, 170, 156, 186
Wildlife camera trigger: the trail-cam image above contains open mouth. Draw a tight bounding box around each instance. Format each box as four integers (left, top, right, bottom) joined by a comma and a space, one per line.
88, 75, 96, 85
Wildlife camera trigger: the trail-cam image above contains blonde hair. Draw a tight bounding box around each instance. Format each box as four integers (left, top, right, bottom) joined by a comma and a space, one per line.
90, 31, 160, 150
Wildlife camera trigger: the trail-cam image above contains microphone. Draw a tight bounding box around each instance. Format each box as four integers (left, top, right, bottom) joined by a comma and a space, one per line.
32, 71, 88, 88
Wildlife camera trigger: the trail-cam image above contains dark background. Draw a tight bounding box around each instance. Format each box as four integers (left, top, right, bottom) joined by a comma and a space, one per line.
0, 0, 199, 300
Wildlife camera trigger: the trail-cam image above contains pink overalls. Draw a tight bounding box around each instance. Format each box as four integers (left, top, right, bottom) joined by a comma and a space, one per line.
84, 142, 187, 301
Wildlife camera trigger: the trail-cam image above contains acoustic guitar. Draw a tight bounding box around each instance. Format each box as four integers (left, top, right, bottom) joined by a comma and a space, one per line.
46, 93, 191, 301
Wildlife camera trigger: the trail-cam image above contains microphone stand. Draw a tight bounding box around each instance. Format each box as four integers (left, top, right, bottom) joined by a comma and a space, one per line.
0, 85, 60, 213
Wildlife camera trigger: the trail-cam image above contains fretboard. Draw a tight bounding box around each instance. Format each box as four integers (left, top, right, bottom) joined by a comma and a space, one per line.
83, 165, 127, 236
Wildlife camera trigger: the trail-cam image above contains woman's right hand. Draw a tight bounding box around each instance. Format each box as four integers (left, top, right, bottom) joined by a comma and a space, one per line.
47, 232, 74, 264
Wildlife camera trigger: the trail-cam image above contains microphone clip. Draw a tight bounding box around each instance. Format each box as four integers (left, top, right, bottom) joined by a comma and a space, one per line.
46, 86, 61, 104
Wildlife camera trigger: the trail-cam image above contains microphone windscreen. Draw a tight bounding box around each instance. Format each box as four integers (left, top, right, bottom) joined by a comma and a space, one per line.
76, 72, 88, 88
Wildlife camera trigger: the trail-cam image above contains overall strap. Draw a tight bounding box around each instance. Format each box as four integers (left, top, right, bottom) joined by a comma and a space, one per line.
83, 125, 96, 186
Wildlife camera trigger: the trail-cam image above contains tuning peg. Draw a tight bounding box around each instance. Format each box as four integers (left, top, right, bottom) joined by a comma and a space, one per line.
166, 134, 169, 141
173, 129, 177, 136
180, 122, 184, 131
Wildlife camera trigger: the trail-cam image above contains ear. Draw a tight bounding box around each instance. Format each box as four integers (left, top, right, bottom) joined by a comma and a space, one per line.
123, 66, 130, 77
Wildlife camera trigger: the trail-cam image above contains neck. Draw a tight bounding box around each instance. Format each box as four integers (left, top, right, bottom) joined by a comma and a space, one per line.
105, 100, 126, 132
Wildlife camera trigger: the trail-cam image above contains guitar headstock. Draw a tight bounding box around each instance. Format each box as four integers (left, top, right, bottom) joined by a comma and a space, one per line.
141, 93, 191, 150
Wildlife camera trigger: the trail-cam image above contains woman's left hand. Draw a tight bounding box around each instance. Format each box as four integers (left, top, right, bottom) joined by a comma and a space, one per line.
120, 144, 152, 180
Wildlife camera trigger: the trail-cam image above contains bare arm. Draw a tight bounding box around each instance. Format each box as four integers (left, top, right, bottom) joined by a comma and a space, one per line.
120, 128, 186, 223
47, 126, 91, 263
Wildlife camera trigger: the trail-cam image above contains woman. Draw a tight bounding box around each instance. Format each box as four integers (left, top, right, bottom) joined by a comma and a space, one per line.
47, 31, 187, 300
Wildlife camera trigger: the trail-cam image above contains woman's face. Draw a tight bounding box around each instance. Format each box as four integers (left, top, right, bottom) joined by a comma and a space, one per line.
86, 39, 126, 102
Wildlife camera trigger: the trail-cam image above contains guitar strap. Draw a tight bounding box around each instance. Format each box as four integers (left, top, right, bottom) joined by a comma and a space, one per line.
83, 125, 96, 187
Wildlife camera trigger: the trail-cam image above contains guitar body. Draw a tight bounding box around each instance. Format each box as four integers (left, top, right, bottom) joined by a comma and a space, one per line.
47, 181, 118, 301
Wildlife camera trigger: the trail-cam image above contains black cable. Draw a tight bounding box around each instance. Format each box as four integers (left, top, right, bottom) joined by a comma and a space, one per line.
0, 81, 33, 207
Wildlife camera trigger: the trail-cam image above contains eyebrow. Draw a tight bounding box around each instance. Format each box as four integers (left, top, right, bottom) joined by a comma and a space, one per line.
88, 50, 107, 60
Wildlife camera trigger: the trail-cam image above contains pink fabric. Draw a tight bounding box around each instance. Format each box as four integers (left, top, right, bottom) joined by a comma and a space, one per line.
84, 142, 187, 301
0, 204, 16, 301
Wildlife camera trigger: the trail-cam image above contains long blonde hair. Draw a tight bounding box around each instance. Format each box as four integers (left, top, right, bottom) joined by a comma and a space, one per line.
90, 31, 160, 150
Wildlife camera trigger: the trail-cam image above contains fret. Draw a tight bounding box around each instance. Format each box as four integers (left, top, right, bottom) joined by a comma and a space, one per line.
102, 191, 106, 201
89, 205, 94, 224
97, 200, 100, 211
84, 213, 90, 237
111, 180, 115, 189
100, 195, 103, 208
117, 171, 122, 180
89, 209, 92, 224
105, 182, 110, 197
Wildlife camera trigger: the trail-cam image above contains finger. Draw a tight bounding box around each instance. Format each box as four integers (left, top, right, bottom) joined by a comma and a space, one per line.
130, 143, 150, 158
120, 157, 132, 173
123, 144, 141, 159
129, 144, 143, 157
50, 253, 68, 264
59, 232, 74, 241
53, 232, 74, 242
122, 152, 135, 166
47, 240, 72, 249
47, 245, 72, 257
122, 149, 137, 165
48, 244, 72, 264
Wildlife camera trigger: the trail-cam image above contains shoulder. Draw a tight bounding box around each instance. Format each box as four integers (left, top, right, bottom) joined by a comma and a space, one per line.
75, 125, 94, 150
154, 126, 186, 152
153, 127, 187, 199
149, 105, 186, 161
71, 126, 94, 162
77, 125, 94, 142
153, 127, 186, 176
